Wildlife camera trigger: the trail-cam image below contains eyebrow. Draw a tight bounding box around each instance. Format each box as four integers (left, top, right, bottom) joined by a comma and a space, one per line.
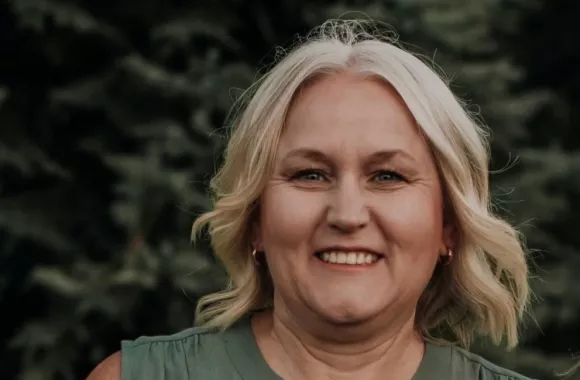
281, 148, 417, 166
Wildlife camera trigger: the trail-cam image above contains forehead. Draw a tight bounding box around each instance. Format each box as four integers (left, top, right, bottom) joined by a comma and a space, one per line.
279, 73, 428, 157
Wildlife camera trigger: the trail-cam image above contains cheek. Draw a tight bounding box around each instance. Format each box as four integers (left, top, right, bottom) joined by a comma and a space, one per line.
259, 185, 322, 250
378, 189, 444, 255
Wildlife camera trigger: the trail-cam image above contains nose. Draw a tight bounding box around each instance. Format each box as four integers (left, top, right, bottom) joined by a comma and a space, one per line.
326, 180, 370, 232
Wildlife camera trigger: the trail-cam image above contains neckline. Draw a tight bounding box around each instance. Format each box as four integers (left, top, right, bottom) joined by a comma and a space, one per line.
223, 313, 282, 379
222, 314, 452, 380
412, 341, 453, 380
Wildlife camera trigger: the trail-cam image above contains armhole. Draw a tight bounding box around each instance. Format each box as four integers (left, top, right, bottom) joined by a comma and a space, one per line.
120, 340, 135, 380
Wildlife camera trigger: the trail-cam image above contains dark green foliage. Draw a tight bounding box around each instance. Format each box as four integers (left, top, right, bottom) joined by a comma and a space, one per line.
1, 1, 578, 379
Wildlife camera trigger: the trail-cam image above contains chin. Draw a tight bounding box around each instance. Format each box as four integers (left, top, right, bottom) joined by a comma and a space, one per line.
314, 299, 383, 326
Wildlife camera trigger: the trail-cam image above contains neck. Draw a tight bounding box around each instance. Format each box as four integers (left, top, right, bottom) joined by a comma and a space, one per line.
253, 303, 425, 380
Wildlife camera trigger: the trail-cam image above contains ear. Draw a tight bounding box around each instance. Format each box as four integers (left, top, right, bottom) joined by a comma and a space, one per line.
439, 197, 457, 256
250, 215, 264, 252
440, 223, 455, 255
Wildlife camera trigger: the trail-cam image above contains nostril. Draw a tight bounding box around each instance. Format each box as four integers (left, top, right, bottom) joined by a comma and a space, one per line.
326, 202, 370, 231
327, 217, 368, 232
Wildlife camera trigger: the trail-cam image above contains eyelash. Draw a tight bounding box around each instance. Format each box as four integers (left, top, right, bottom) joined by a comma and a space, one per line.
291, 168, 406, 183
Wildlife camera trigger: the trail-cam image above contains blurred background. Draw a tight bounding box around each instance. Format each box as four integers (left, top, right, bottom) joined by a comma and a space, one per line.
1, 0, 579, 379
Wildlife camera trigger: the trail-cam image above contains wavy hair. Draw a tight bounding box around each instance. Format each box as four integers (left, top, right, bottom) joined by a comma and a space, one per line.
191, 19, 530, 350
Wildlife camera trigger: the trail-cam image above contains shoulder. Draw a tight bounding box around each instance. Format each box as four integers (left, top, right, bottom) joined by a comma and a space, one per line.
86, 351, 121, 380
122, 324, 219, 349
121, 325, 227, 378
450, 345, 536, 380
87, 325, 228, 380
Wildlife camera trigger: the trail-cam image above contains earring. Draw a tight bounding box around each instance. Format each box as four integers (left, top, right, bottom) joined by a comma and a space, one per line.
251, 248, 259, 266
443, 248, 453, 265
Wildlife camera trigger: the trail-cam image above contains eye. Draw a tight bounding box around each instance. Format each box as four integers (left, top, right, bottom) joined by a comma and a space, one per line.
372, 170, 405, 182
292, 169, 327, 182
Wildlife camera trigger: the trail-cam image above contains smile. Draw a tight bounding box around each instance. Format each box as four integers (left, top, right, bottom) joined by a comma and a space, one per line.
315, 251, 380, 265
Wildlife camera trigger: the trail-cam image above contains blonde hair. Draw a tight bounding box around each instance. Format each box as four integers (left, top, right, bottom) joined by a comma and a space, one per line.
191, 19, 530, 350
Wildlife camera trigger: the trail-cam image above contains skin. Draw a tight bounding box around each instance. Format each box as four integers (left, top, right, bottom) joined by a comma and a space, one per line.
86, 351, 120, 379
86, 71, 453, 380
251, 71, 453, 380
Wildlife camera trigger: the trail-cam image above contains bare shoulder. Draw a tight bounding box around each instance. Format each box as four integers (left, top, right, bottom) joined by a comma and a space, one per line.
85, 351, 121, 380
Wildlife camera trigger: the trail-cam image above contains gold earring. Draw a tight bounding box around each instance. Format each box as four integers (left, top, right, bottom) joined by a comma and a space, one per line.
251, 248, 259, 266
444, 248, 453, 265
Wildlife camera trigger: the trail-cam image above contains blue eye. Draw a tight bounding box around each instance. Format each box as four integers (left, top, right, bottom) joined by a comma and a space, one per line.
293, 169, 327, 181
373, 170, 404, 182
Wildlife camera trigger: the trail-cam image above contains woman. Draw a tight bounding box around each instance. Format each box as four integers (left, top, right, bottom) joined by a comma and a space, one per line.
88, 19, 534, 380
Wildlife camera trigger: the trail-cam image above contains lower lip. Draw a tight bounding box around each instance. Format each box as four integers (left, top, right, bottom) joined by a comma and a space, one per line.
314, 256, 382, 271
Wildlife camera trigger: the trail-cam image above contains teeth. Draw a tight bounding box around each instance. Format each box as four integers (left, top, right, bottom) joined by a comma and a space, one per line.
319, 251, 379, 265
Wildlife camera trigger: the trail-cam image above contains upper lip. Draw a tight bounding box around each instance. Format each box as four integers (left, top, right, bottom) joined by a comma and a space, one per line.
315, 246, 384, 256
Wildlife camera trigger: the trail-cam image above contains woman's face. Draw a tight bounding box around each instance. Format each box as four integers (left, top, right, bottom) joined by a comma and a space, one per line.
255, 72, 452, 325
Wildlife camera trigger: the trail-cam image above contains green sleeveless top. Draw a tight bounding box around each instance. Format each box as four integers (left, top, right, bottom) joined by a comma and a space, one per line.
120, 315, 534, 380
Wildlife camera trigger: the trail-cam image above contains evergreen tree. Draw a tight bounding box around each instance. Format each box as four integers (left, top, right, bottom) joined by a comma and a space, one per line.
1, 0, 577, 379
